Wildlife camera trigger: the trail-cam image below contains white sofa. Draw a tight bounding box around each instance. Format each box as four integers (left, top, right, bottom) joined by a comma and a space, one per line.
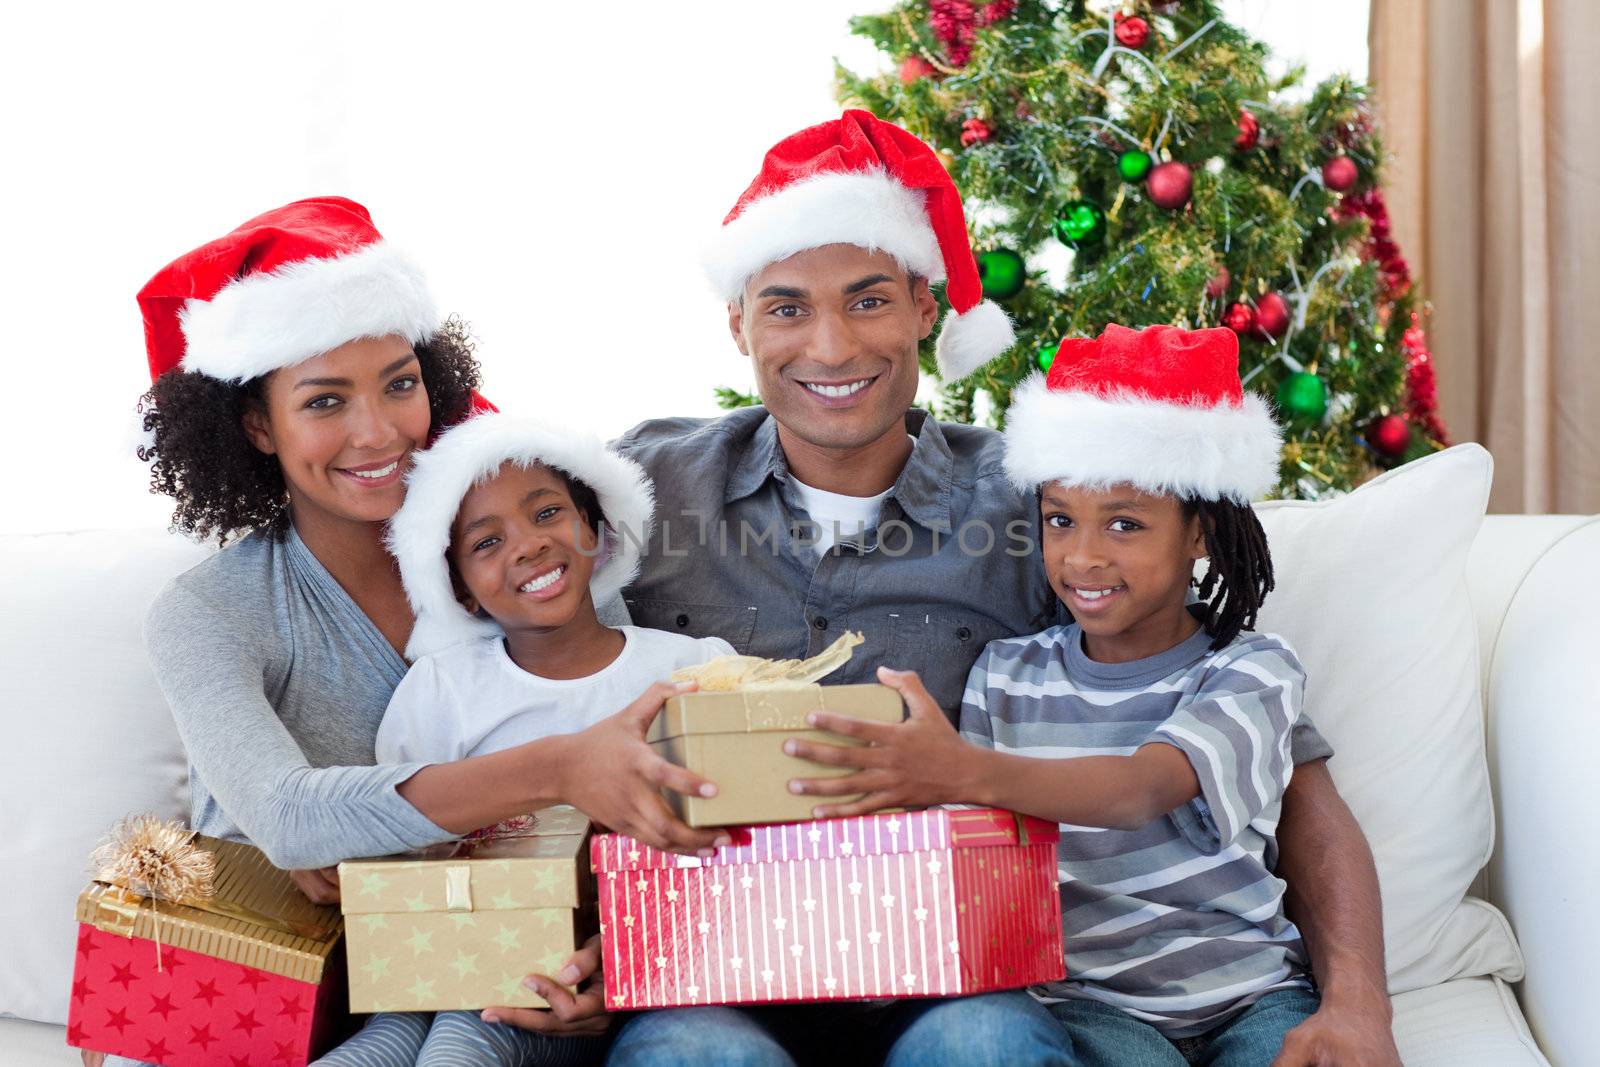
1, 492, 1594, 1064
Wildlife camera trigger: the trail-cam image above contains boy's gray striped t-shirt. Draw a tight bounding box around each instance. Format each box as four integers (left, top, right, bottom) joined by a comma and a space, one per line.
959, 623, 1313, 1038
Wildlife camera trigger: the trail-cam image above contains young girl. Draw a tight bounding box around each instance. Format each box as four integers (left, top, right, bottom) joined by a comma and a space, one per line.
314, 412, 734, 1067
788, 324, 1318, 1065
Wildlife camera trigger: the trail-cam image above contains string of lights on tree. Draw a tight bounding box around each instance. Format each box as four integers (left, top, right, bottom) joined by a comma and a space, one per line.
780, 0, 1448, 498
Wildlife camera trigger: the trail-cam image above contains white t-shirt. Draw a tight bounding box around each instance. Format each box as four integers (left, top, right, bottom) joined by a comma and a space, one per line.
375, 625, 734, 764
789, 478, 893, 555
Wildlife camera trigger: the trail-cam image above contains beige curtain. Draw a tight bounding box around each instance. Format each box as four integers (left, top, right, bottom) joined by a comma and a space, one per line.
1369, 0, 1600, 514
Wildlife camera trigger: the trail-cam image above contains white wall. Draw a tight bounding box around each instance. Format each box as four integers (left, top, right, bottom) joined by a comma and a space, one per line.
0, 1, 1365, 535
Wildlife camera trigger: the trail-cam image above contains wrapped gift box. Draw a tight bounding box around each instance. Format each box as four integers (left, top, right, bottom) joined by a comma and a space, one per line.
338, 806, 592, 1012
650, 683, 904, 827
67, 836, 345, 1067
594, 808, 1063, 1009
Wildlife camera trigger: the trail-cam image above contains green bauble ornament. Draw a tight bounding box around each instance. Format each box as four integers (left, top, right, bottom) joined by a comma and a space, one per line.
1117, 150, 1153, 182
1276, 372, 1328, 422
1053, 200, 1105, 246
1037, 344, 1058, 371
977, 249, 1026, 300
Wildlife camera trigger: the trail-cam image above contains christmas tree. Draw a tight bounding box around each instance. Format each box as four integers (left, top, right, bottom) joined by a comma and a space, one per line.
724, 0, 1448, 498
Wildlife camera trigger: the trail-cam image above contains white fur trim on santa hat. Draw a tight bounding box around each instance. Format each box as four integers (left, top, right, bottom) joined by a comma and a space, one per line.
705, 169, 944, 301
386, 413, 655, 660
1002, 374, 1283, 503
179, 241, 440, 383
935, 300, 1015, 380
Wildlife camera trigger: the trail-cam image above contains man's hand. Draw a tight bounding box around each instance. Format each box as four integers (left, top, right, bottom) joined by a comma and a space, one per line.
287, 866, 341, 905
481, 934, 610, 1037
1271, 990, 1401, 1067
560, 681, 729, 856
784, 666, 981, 817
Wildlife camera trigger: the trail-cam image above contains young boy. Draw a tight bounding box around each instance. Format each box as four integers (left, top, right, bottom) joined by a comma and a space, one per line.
317, 412, 732, 1067
790, 324, 1317, 1065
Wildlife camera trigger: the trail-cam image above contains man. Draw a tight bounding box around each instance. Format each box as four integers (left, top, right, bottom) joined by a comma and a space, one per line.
607, 111, 1400, 1067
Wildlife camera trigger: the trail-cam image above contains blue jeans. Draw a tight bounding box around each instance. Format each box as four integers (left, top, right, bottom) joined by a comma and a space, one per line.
605, 991, 1074, 1067
1046, 988, 1321, 1067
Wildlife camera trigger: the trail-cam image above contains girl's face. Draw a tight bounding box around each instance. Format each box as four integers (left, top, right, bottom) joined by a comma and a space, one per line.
1040, 481, 1208, 664
448, 462, 602, 635
242, 334, 432, 529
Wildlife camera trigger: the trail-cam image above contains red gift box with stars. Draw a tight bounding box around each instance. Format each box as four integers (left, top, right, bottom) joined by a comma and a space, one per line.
67, 836, 346, 1066
593, 808, 1064, 1009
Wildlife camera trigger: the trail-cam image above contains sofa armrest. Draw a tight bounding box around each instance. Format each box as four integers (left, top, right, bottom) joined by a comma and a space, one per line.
1482, 517, 1600, 1067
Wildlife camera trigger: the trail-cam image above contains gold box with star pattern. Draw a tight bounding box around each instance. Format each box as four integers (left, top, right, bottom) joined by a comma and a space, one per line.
650, 683, 905, 827
338, 806, 593, 1012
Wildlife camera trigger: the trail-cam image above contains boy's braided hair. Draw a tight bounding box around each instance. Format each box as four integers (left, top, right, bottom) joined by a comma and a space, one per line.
1184, 498, 1275, 650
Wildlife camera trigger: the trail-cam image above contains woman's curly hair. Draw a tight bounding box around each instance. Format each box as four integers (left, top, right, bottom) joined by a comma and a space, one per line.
137, 316, 482, 544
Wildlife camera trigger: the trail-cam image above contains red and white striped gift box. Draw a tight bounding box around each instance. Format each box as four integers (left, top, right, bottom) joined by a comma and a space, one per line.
593, 808, 1063, 1009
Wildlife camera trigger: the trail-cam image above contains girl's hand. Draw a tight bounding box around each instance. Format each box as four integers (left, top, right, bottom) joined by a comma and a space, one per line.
784, 667, 985, 817
559, 681, 729, 856
287, 866, 341, 904
79, 1052, 106, 1067
481, 934, 610, 1037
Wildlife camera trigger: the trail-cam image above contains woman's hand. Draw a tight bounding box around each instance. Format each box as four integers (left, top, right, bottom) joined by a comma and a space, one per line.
558, 681, 729, 856
481, 934, 610, 1037
784, 667, 984, 817
286, 866, 341, 904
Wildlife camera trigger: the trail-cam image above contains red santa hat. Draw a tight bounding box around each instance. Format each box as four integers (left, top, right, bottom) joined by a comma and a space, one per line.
386, 413, 654, 659
137, 196, 440, 384
705, 109, 1015, 381
1004, 324, 1282, 503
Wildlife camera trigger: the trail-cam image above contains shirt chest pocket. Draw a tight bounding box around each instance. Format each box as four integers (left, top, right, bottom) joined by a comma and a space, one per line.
886, 610, 1010, 720
625, 598, 760, 653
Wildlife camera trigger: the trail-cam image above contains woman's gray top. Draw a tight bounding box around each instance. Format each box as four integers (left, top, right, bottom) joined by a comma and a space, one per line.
144, 525, 454, 869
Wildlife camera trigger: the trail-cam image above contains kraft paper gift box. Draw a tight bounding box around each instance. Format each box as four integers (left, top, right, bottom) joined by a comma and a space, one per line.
594, 807, 1064, 1009
68, 835, 346, 1067
649, 683, 905, 827
338, 806, 593, 1012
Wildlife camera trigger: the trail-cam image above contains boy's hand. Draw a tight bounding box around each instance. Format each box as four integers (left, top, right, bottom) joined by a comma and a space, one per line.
481, 934, 610, 1037
784, 667, 984, 817
560, 681, 730, 856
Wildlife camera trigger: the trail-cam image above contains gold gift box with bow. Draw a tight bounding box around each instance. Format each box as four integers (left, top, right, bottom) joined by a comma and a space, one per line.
337, 806, 593, 1012
76, 833, 343, 982
652, 633, 905, 828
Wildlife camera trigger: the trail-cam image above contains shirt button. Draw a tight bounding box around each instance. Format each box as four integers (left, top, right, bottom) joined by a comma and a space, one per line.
675, 614, 690, 628
956, 626, 972, 641
813, 616, 829, 631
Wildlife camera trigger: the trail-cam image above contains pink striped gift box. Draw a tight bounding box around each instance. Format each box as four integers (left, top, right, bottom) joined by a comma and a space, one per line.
593, 808, 1063, 1009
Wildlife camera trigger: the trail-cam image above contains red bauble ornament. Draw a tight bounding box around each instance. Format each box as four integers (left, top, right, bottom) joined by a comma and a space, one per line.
1234, 109, 1259, 151
1114, 13, 1151, 49
1146, 161, 1193, 209
1368, 414, 1411, 458
1205, 266, 1231, 299
1322, 155, 1358, 192
976, 0, 1017, 26
1222, 302, 1256, 335
899, 55, 937, 84
960, 117, 993, 147
1254, 292, 1291, 339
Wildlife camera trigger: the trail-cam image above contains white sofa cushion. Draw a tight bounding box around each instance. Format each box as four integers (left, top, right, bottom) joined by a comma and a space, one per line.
1392, 976, 1549, 1066
1478, 517, 1600, 1067
0, 529, 210, 1024
1253, 444, 1523, 993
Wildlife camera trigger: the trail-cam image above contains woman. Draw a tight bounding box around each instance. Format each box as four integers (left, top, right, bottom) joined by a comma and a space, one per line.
93, 198, 722, 1067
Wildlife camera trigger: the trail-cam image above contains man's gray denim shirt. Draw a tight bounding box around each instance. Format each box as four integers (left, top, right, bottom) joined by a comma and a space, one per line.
613, 405, 1331, 764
